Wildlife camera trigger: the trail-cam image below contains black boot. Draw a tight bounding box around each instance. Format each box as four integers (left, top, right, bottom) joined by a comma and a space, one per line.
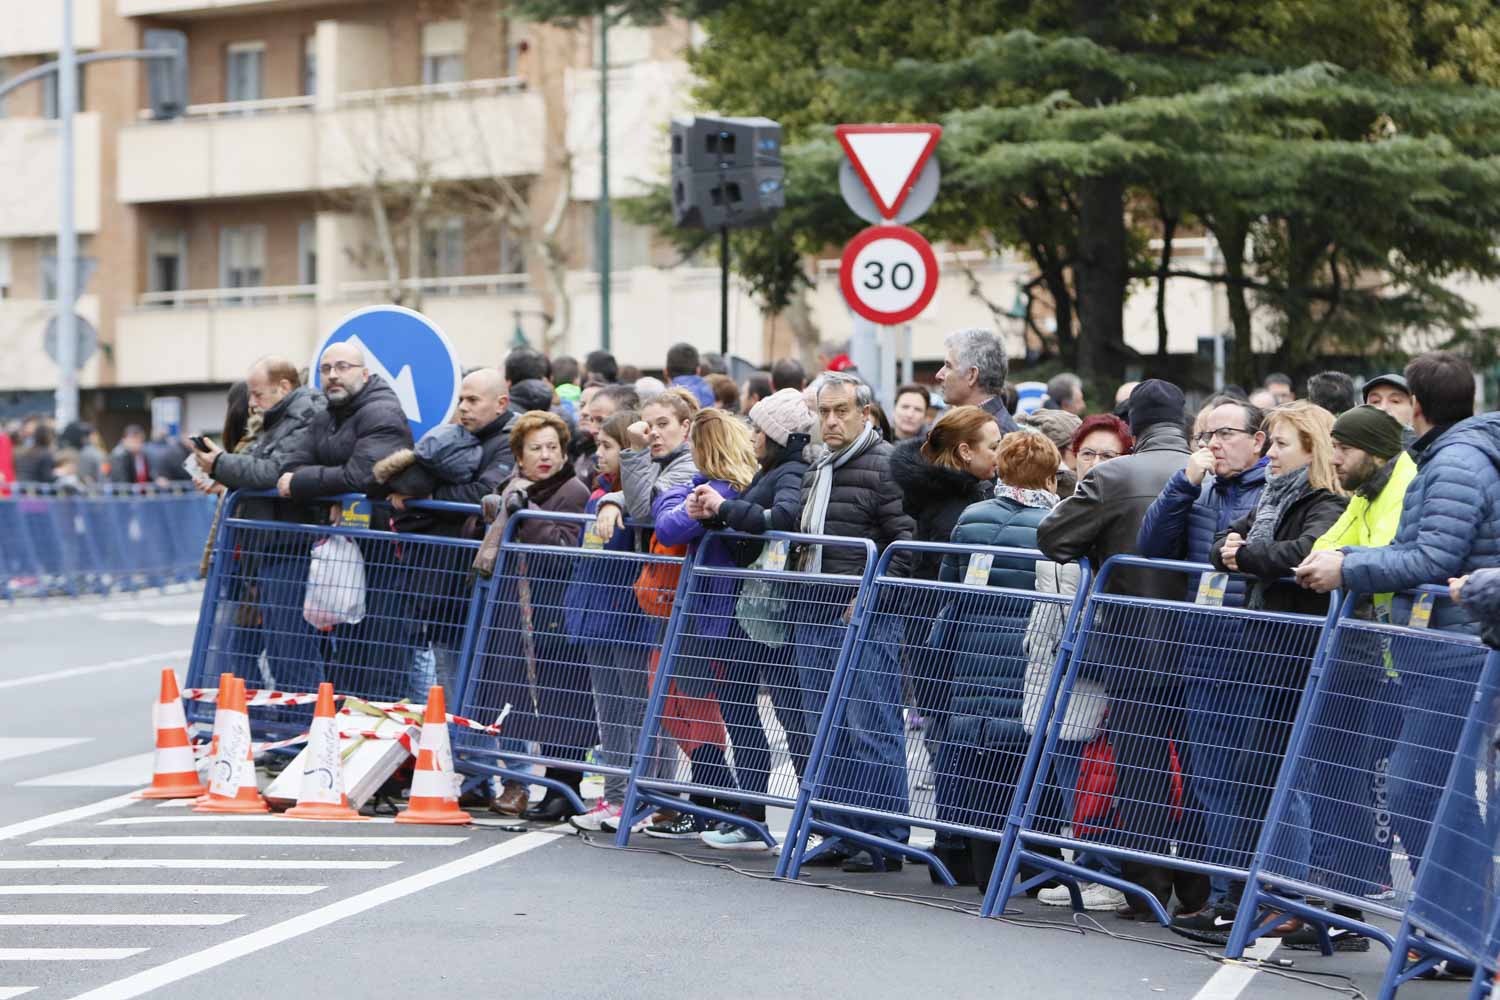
1173, 871, 1212, 916
523, 769, 581, 821
931, 838, 977, 886
1114, 863, 1173, 921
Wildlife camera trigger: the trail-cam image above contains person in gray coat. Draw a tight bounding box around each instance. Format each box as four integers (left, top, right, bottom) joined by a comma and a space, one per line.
1036, 379, 1197, 918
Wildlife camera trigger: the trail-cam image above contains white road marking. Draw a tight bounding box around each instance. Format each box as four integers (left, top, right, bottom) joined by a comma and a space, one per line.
0, 916, 241, 927
0, 738, 92, 764
17, 753, 154, 788
1189, 938, 1282, 1000
98, 816, 397, 826
0, 860, 399, 871
0, 950, 147, 962
95, 612, 201, 626
0, 589, 198, 625
32, 836, 465, 848
0, 886, 323, 897
0, 989, 37, 998
0, 794, 138, 842
64, 828, 566, 1000
0, 651, 190, 692
153, 800, 193, 808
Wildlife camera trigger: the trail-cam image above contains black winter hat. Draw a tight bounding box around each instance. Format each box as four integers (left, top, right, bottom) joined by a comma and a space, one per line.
1126, 379, 1186, 436
1332, 404, 1404, 460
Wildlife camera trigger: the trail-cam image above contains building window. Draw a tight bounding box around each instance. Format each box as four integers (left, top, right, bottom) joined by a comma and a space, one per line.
421, 218, 464, 279
219, 225, 266, 294
499, 228, 526, 275
297, 220, 317, 285
42, 62, 85, 119
302, 35, 317, 97
503, 20, 529, 77
149, 230, 187, 295
0, 240, 10, 299
421, 21, 465, 85
225, 42, 265, 103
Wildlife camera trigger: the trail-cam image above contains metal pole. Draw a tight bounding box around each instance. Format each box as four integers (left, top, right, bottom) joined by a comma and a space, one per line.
596, 11, 611, 352
719, 226, 729, 356
55, 0, 79, 426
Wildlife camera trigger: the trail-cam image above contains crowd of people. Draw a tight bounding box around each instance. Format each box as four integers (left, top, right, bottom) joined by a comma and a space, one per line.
0, 414, 203, 493
98, 326, 1499, 952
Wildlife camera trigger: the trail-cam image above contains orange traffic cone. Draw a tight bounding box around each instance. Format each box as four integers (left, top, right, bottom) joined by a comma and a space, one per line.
139, 669, 207, 799
396, 686, 471, 825
286, 683, 365, 821
193, 673, 235, 805
195, 677, 268, 814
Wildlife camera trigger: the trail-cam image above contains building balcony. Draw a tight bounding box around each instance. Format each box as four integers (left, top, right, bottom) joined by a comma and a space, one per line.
116, 78, 544, 205
0, 0, 100, 58
0, 114, 102, 238
118, 0, 366, 17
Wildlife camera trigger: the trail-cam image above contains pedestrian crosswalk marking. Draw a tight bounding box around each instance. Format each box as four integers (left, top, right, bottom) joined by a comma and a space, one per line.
0, 949, 147, 961
0, 738, 92, 764
31, 836, 466, 847
0, 988, 37, 998
0, 885, 324, 896
17, 753, 154, 788
0, 915, 242, 926
98, 815, 398, 826
0, 860, 399, 871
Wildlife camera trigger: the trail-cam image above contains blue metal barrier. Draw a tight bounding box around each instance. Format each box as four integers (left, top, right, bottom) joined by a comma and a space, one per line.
452, 509, 675, 815
1376, 649, 1499, 996
184, 489, 484, 739
777, 540, 1090, 888
992, 555, 1342, 926
0, 483, 216, 598
1226, 586, 1492, 958
615, 529, 878, 849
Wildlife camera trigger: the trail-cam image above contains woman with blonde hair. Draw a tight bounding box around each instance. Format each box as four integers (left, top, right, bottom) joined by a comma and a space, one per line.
1212, 401, 1347, 614
634, 407, 763, 841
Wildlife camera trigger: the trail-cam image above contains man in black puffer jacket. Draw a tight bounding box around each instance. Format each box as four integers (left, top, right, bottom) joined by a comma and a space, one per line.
201, 356, 324, 522
793, 372, 914, 874
279, 341, 414, 700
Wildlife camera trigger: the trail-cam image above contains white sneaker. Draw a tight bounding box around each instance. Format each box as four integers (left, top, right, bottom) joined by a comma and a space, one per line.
1037, 882, 1126, 910
568, 800, 621, 833
771, 833, 821, 858
700, 824, 770, 852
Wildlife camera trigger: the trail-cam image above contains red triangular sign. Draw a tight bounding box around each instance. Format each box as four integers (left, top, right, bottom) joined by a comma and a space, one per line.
835, 124, 942, 219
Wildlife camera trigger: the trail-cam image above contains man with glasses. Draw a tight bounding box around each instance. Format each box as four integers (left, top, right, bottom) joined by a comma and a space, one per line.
1137, 395, 1268, 604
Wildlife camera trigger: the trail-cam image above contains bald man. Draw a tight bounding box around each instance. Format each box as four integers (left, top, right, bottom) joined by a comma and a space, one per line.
278, 341, 412, 500
389, 367, 515, 521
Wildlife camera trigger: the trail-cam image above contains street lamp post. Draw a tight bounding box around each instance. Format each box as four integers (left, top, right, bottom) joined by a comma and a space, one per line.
55, 0, 79, 425
597, 9, 611, 352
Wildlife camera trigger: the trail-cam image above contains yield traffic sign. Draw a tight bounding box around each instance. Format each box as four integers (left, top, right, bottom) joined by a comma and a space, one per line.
839, 225, 939, 326
834, 124, 942, 220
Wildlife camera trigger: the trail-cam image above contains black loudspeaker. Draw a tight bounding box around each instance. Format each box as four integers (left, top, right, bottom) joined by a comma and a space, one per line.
670, 116, 784, 230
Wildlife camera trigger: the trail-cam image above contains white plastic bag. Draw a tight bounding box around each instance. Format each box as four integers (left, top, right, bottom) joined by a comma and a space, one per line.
302, 535, 366, 630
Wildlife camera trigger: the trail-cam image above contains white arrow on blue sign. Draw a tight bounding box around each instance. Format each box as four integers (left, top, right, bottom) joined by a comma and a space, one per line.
310, 305, 462, 442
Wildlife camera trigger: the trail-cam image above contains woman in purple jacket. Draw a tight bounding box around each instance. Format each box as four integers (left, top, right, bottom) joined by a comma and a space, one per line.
639, 409, 761, 841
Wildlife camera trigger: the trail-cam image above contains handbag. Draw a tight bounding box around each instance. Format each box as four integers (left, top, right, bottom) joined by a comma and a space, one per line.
734, 544, 788, 648
1072, 732, 1116, 837
633, 532, 686, 618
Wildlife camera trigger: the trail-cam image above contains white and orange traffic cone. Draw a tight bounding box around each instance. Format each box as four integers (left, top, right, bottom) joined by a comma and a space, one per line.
193, 673, 235, 805
194, 677, 268, 814
285, 683, 364, 821
396, 686, 471, 825
139, 668, 207, 800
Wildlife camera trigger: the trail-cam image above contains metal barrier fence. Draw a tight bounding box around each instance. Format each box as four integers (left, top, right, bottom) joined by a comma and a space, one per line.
1226, 587, 1492, 957
617, 529, 877, 848
1, 483, 216, 598
452, 510, 678, 814
1377, 649, 1499, 997
779, 541, 1090, 888
992, 556, 1342, 924
185, 489, 484, 738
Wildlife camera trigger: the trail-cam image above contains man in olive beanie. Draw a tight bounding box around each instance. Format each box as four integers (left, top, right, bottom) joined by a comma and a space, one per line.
1300, 405, 1417, 582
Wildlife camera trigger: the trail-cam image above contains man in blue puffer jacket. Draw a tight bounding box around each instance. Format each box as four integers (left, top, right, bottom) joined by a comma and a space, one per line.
1137, 395, 1268, 605
1298, 351, 1499, 913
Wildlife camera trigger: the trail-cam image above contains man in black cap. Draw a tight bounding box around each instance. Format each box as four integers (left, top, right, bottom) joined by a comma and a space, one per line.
1038, 379, 1197, 918
1361, 373, 1415, 447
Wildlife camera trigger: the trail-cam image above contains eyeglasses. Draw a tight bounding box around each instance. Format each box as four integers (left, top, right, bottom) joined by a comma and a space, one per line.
1194, 427, 1255, 447
319, 361, 360, 377
1078, 448, 1120, 462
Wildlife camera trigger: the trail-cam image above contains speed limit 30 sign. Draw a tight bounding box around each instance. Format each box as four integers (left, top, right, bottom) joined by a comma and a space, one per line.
838, 224, 939, 326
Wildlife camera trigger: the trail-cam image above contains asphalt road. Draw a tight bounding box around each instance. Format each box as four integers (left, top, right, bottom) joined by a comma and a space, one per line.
0, 588, 1471, 1000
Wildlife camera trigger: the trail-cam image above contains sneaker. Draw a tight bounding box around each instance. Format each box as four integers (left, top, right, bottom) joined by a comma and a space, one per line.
701, 825, 770, 852
1037, 882, 1127, 911
1284, 924, 1371, 952
1363, 886, 1396, 901
569, 800, 621, 833
1169, 905, 1238, 945
644, 812, 708, 839
771, 833, 821, 858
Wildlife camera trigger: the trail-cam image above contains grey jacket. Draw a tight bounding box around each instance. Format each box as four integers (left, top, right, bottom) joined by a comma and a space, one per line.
602, 444, 698, 523
1037, 423, 1191, 602
211, 386, 324, 491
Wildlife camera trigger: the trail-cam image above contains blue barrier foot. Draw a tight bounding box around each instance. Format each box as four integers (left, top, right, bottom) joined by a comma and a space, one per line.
1233, 887, 1397, 958
805, 817, 950, 882
448, 759, 588, 816
1005, 850, 1171, 924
